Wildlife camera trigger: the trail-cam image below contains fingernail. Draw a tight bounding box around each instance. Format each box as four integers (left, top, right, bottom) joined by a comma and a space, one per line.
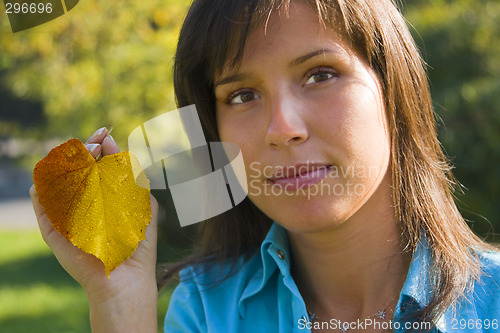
87, 144, 100, 153
108, 135, 115, 143
94, 127, 106, 137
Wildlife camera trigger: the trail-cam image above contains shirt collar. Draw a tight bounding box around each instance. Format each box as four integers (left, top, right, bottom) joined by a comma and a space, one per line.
400, 236, 434, 305
238, 222, 291, 318
237, 222, 481, 330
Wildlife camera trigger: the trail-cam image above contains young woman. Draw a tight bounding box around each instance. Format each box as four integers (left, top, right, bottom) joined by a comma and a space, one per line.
31, 0, 500, 332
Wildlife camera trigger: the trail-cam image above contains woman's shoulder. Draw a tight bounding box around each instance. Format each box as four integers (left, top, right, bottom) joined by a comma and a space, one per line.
178, 250, 263, 288
164, 252, 265, 332
477, 248, 500, 278
178, 222, 288, 288
472, 248, 500, 311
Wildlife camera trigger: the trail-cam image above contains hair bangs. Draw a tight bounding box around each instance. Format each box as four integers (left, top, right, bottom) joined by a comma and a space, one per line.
202, 0, 333, 82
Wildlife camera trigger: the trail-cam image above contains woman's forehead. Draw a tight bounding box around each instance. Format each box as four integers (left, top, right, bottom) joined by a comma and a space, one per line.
216, 2, 349, 78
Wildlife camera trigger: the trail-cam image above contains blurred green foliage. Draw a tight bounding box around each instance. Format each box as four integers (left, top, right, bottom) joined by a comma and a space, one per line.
0, 0, 189, 146
0, 0, 498, 242
404, 0, 500, 239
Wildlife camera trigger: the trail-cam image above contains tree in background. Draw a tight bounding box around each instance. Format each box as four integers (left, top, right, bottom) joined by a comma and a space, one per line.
404, 0, 500, 239
0, 0, 188, 146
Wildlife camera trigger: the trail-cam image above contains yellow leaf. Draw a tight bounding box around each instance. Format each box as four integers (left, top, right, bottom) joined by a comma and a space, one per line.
33, 138, 151, 277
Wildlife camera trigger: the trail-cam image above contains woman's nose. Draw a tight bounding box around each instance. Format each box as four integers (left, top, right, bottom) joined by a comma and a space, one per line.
264, 95, 308, 148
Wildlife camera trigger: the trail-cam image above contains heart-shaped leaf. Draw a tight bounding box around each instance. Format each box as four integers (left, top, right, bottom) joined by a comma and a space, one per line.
33, 138, 151, 277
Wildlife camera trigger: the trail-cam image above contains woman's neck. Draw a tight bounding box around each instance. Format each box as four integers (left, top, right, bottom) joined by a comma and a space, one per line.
287, 182, 410, 323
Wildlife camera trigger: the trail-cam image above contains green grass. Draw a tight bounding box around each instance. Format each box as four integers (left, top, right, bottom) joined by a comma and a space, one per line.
0, 230, 174, 333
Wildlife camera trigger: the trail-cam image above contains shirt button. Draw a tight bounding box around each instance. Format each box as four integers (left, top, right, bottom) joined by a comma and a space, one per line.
277, 249, 285, 260
400, 304, 406, 312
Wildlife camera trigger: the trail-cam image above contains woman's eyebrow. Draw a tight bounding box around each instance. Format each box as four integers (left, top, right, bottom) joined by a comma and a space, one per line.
214, 73, 250, 88
214, 49, 338, 88
288, 48, 337, 68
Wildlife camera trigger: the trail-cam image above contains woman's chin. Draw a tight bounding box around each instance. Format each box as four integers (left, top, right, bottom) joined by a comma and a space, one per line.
250, 192, 360, 233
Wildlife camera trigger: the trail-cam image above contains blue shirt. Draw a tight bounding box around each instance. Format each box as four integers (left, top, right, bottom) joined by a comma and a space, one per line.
164, 223, 500, 332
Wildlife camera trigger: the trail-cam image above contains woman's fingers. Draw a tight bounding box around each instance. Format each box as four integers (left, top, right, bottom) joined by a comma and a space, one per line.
30, 185, 42, 217
30, 184, 61, 248
101, 135, 120, 156
85, 127, 108, 145
85, 127, 107, 158
84, 127, 119, 158
86, 143, 102, 159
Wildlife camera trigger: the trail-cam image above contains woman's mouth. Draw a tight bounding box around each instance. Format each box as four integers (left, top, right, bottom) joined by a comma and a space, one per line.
267, 164, 333, 190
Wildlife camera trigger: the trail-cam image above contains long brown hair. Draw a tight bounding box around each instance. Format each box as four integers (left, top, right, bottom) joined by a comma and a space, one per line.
159, 0, 493, 327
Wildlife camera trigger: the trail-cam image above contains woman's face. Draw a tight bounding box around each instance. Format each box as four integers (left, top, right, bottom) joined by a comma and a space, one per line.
215, 2, 391, 232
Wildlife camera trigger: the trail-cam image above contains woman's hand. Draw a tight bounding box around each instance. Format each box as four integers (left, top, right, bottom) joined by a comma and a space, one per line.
30, 127, 159, 333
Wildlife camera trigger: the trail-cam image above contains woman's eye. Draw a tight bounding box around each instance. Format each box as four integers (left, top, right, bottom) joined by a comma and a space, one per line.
304, 69, 336, 85
227, 90, 258, 105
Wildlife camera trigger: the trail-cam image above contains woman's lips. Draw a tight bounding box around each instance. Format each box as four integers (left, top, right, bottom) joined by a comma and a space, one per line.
268, 164, 332, 190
